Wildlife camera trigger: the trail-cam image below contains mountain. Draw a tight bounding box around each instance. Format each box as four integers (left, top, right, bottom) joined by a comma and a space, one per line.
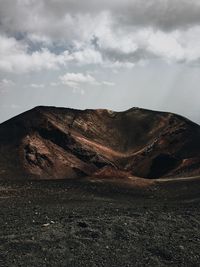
0, 106, 200, 181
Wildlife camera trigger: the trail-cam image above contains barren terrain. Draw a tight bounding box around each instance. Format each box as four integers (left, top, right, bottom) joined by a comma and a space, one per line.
0, 179, 200, 267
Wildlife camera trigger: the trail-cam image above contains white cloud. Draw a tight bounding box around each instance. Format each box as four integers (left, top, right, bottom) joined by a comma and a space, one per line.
59, 72, 98, 89
102, 81, 115, 86
72, 48, 103, 65
0, 0, 200, 74
50, 82, 59, 87
0, 35, 72, 73
146, 27, 200, 62
27, 33, 52, 45
98, 26, 200, 64
0, 35, 102, 73
0, 78, 14, 93
30, 83, 45, 88
0, 79, 14, 86
59, 72, 115, 89
2, 23, 200, 75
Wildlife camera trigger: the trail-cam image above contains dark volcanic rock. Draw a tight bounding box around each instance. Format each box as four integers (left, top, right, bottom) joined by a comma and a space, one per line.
0, 106, 200, 180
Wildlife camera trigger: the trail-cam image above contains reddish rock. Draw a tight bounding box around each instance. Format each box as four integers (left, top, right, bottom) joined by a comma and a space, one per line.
0, 106, 200, 180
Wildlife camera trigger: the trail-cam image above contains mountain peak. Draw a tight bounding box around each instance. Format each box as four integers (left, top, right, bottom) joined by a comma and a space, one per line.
0, 106, 200, 181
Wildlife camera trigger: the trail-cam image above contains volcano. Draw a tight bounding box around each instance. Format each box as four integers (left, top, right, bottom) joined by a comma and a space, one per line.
0, 106, 200, 181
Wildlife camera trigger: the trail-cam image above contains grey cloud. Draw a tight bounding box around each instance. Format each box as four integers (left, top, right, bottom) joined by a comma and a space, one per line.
1, 0, 200, 71
113, 0, 200, 31
52, 0, 200, 31
100, 46, 156, 64
1, 0, 200, 38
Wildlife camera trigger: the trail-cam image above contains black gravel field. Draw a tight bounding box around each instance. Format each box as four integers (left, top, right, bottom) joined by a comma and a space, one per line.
0, 179, 200, 267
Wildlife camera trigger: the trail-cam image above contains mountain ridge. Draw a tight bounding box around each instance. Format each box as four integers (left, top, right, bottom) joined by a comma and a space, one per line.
0, 106, 200, 181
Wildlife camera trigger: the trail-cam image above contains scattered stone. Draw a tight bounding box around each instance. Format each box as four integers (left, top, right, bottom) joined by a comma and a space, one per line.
42, 223, 50, 227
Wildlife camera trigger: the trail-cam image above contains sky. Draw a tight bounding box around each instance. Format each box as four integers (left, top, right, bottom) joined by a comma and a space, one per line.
0, 0, 200, 124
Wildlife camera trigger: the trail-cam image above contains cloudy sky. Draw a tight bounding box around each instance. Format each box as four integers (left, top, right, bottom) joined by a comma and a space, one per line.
0, 0, 200, 123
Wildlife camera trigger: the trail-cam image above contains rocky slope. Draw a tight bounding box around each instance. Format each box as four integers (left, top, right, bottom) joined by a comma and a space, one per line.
0, 106, 200, 180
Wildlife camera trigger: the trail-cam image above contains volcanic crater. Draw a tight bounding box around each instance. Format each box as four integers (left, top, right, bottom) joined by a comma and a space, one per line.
0, 106, 200, 181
